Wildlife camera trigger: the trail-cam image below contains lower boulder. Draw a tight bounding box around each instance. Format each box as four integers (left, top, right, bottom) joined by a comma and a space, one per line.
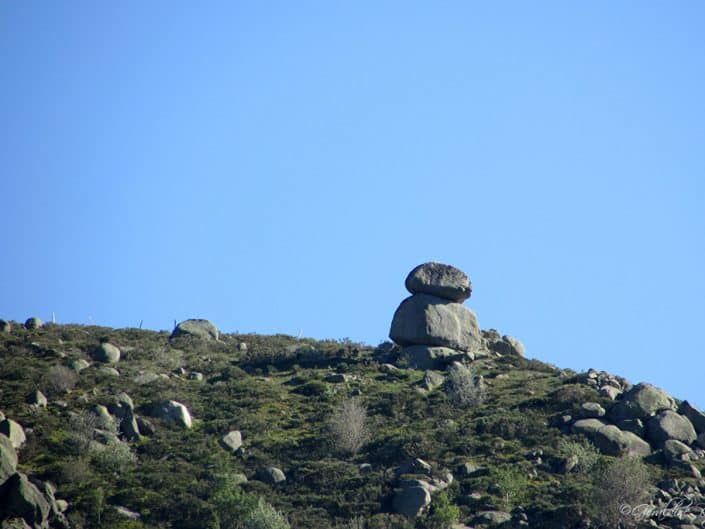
571, 419, 651, 457
0, 473, 50, 529
646, 411, 697, 448
171, 319, 219, 341
392, 484, 431, 518
400, 345, 467, 370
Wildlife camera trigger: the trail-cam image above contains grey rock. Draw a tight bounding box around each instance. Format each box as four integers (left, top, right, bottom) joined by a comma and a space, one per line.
647, 411, 697, 447
679, 401, 705, 434
0, 473, 50, 529
92, 343, 121, 364
390, 294, 481, 352
0, 420, 26, 450
0, 320, 11, 333
114, 506, 141, 520
616, 418, 645, 437
256, 466, 286, 484
0, 434, 18, 487
599, 385, 622, 400
69, 359, 90, 372
134, 371, 160, 385
89, 405, 115, 430
572, 419, 651, 457
664, 440, 694, 462
231, 473, 248, 485
151, 400, 192, 429
26, 390, 47, 408
324, 373, 350, 383
171, 319, 219, 341
24, 318, 42, 330
359, 463, 372, 474
120, 416, 141, 441
488, 335, 526, 357
392, 485, 431, 518
404, 262, 472, 302
220, 431, 242, 452
473, 511, 512, 525
136, 417, 155, 436
577, 402, 606, 419
2, 518, 32, 529
98, 366, 120, 377
608, 383, 675, 421
396, 458, 432, 477
420, 371, 444, 391
401, 345, 467, 370
108, 393, 134, 419
189, 372, 204, 381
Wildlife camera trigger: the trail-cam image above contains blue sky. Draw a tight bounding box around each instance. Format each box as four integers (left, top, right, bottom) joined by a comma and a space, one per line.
2, 2, 704, 406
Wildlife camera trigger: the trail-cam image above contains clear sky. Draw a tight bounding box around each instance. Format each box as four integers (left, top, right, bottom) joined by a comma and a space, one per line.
2, 3, 704, 406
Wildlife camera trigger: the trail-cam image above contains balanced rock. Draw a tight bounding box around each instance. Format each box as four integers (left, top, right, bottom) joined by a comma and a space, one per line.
646, 410, 696, 448
171, 319, 219, 341
24, 318, 42, 330
0, 434, 17, 486
607, 383, 675, 422
152, 400, 192, 429
92, 343, 120, 364
405, 262, 472, 302
390, 294, 481, 352
0, 420, 26, 450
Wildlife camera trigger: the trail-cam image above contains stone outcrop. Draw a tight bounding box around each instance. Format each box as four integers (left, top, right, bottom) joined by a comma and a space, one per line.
151, 400, 192, 429
0, 420, 26, 450
92, 343, 121, 364
607, 383, 675, 422
646, 410, 697, 448
171, 319, 219, 341
571, 419, 651, 457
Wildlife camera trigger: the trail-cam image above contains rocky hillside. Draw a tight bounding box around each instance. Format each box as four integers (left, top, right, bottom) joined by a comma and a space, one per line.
1, 263, 704, 529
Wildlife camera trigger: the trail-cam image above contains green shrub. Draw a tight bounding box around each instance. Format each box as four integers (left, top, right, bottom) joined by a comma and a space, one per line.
590, 456, 652, 528
241, 498, 290, 529
556, 437, 601, 474
90, 440, 137, 473
211, 474, 258, 529
426, 490, 460, 529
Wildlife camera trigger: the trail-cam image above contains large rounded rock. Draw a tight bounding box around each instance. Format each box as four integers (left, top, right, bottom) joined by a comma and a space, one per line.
392, 485, 431, 518
607, 383, 675, 421
92, 343, 121, 364
24, 318, 42, 330
0, 420, 26, 450
405, 262, 472, 302
0, 320, 11, 333
152, 400, 192, 429
0, 473, 50, 529
390, 294, 481, 352
171, 319, 219, 341
0, 434, 17, 487
571, 419, 651, 457
646, 410, 697, 447
678, 401, 705, 434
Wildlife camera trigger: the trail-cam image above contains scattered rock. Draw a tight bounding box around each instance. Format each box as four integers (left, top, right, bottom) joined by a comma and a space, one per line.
324, 373, 350, 383
114, 505, 141, 520
26, 391, 47, 408
599, 385, 621, 400
24, 318, 42, 330
0, 420, 26, 450
92, 343, 121, 364
678, 401, 705, 434
89, 405, 115, 431
400, 345, 467, 370
151, 401, 192, 429
571, 419, 651, 457
404, 262, 472, 302
663, 439, 694, 463
608, 383, 675, 422
98, 366, 120, 377
419, 371, 444, 391
136, 417, 155, 436
256, 466, 286, 485
392, 485, 431, 518
189, 372, 204, 382
220, 431, 242, 452
237, 342, 248, 351
390, 294, 481, 352
69, 359, 90, 373
487, 334, 526, 357
576, 402, 606, 419
359, 463, 372, 474
0, 434, 18, 486
472, 511, 512, 525
133, 372, 160, 385
396, 458, 432, 477
646, 410, 697, 448
171, 319, 219, 341
0, 473, 50, 529
108, 393, 134, 419
0, 320, 11, 333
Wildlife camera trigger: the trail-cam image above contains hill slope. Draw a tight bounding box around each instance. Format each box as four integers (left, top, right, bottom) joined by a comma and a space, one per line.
0, 320, 704, 529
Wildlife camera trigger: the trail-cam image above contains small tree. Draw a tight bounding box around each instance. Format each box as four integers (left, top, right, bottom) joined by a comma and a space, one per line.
591, 456, 652, 528
329, 397, 370, 457
47, 365, 78, 394
241, 498, 290, 529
